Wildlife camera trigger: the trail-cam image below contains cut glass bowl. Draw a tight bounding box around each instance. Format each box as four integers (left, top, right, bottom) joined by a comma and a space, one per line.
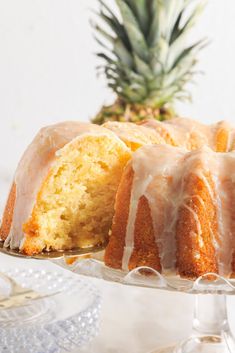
0, 268, 101, 353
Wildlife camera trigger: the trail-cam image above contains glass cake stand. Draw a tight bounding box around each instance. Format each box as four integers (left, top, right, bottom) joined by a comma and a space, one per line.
55, 257, 235, 353
0, 241, 235, 353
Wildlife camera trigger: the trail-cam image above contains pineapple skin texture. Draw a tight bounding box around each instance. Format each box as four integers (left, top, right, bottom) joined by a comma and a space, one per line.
92, 100, 175, 125
22, 134, 131, 255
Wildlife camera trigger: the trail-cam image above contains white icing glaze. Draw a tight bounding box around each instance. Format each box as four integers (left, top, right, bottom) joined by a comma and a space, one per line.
142, 118, 235, 152
227, 126, 235, 151
183, 204, 202, 239
122, 173, 153, 271
122, 145, 185, 270
213, 156, 235, 275
103, 121, 166, 146
4, 121, 126, 249
121, 144, 235, 276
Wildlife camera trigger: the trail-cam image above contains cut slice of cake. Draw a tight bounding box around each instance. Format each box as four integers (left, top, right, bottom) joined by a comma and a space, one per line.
0, 122, 131, 255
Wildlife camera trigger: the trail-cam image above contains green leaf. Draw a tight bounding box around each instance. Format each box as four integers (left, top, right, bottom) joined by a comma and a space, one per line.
168, 38, 207, 71
122, 83, 147, 102
94, 0, 207, 107
93, 23, 115, 44
99, 10, 131, 51
97, 52, 117, 66
97, 0, 120, 25
113, 38, 134, 67
162, 0, 185, 42
115, 0, 149, 62
147, 0, 162, 47
133, 54, 153, 80
169, 10, 184, 44
151, 38, 169, 72
170, 1, 207, 44
94, 35, 111, 51
125, 0, 149, 36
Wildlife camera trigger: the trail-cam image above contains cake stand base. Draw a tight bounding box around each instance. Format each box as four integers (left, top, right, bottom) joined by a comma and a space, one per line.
151, 293, 235, 353
174, 334, 234, 353
54, 260, 235, 353
151, 335, 234, 353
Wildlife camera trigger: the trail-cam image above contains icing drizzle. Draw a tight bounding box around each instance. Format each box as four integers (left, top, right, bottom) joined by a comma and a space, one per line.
122, 144, 235, 276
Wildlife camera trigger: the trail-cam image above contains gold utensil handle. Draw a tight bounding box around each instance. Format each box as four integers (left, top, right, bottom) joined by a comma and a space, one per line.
0, 271, 60, 309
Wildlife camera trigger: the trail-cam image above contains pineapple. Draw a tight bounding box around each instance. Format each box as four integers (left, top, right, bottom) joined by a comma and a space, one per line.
92, 0, 206, 124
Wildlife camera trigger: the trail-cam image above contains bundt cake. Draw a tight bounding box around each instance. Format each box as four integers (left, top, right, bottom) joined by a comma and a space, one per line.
140, 118, 235, 152
105, 144, 235, 279
0, 122, 131, 254
2, 117, 235, 280
103, 121, 165, 151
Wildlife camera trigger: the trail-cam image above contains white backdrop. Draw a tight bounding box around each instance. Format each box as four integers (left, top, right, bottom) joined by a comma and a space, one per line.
0, 0, 235, 177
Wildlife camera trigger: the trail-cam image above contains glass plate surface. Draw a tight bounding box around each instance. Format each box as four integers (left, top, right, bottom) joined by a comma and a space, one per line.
56, 258, 235, 295
0, 268, 101, 353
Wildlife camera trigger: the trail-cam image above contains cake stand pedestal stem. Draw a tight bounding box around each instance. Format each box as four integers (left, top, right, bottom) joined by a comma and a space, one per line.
175, 293, 235, 353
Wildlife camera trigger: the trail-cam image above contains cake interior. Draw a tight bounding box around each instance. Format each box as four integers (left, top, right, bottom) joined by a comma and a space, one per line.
22, 134, 131, 254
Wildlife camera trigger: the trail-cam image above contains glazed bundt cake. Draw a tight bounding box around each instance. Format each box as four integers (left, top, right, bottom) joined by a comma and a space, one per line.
1, 117, 235, 280
105, 144, 235, 279
103, 121, 165, 151
0, 122, 131, 254
140, 118, 235, 152
1, 120, 169, 255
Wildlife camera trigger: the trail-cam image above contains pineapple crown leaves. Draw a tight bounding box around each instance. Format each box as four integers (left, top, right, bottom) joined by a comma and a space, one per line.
93, 0, 207, 108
